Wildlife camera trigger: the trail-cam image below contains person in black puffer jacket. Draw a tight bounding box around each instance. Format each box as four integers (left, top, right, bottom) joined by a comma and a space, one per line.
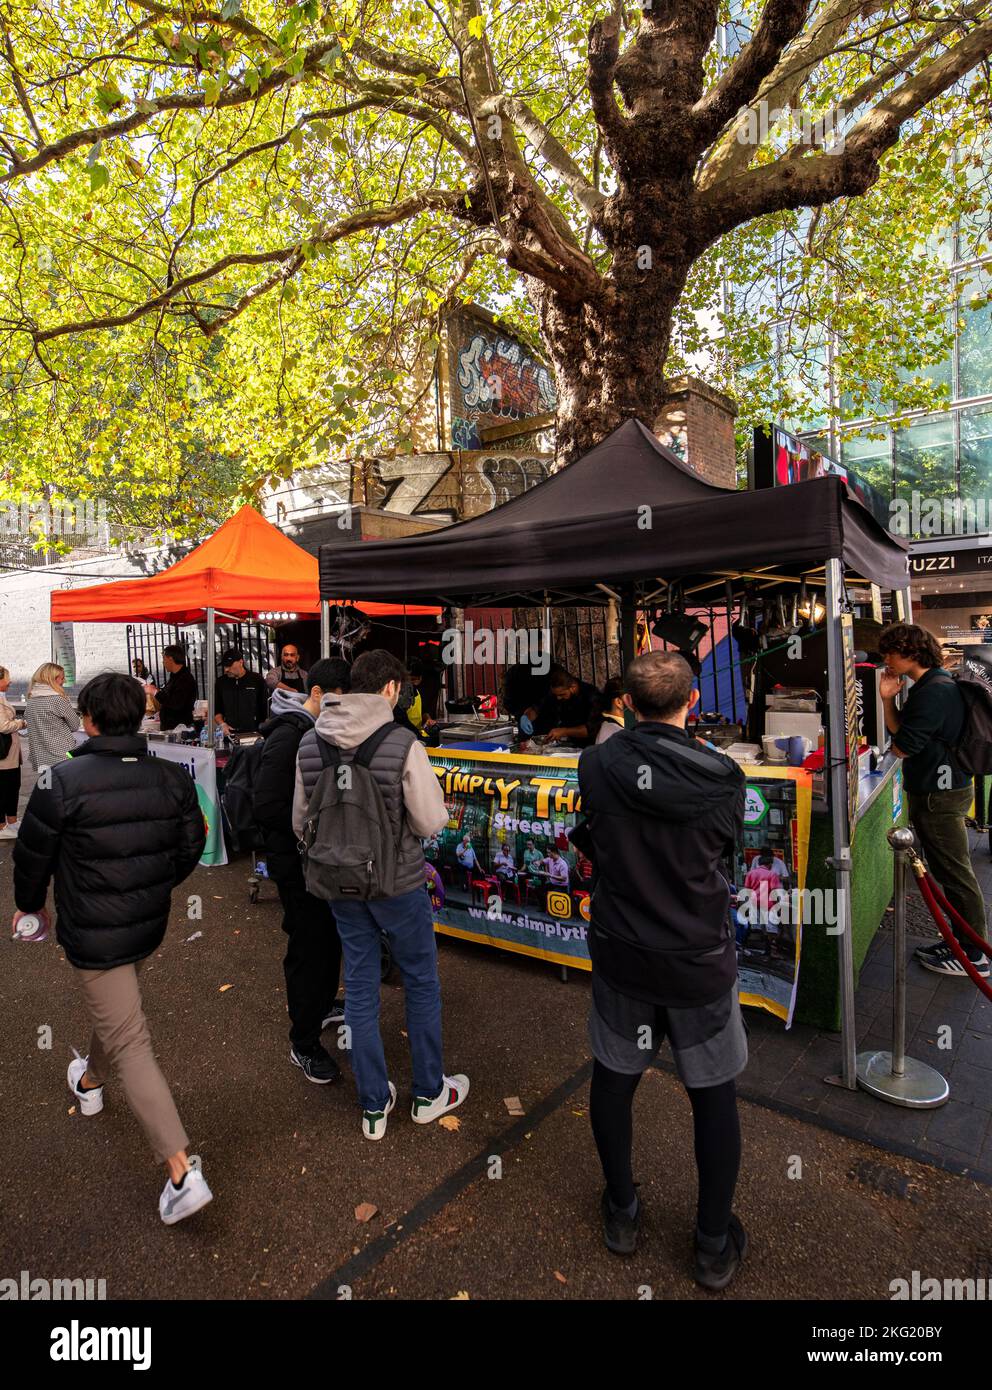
576, 650, 749, 1291
12, 672, 212, 1228
254, 657, 350, 1085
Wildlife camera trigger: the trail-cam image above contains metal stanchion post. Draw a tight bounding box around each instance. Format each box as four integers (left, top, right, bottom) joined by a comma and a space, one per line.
856, 827, 949, 1107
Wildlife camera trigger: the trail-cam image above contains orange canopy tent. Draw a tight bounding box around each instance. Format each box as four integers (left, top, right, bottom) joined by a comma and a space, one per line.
50, 505, 439, 730
49, 504, 438, 625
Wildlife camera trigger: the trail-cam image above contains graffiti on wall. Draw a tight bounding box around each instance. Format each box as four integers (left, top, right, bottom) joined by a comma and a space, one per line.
364, 451, 552, 520
448, 312, 557, 449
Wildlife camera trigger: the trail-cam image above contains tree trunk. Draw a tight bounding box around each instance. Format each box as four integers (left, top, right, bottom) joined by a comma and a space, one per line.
537, 196, 692, 462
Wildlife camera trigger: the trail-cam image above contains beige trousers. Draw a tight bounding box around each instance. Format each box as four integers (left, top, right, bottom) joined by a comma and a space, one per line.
76, 961, 189, 1163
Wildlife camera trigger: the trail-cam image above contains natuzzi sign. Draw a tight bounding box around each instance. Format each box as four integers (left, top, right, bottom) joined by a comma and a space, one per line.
910, 548, 992, 575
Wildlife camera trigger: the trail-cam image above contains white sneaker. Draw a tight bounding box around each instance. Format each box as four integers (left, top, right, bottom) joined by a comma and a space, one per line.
0, 821, 18, 839
411, 1074, 470, 1125
159, 1168, 213, 1225
67, 1053, 103, 1116
362, 1081, 397, 1141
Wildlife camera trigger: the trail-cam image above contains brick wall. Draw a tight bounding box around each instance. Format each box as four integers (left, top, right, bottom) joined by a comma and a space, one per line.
654, 376, 738, 490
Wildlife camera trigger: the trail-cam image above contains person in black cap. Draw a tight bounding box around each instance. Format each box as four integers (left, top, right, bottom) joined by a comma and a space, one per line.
214, 650, 268, 735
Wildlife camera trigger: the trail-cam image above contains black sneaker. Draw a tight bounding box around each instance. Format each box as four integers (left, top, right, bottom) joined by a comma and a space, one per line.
601, 1189, 639, 1256
918, 942, 990, 978
321, 998, 346, 1030
290, 1044, 341, 1084
694, 1214, 748, 1292
913, 938, 943, 959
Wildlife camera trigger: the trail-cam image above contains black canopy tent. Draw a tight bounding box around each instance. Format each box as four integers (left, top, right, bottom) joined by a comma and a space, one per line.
319, 420, 913, 1088
318, 420, 910, 608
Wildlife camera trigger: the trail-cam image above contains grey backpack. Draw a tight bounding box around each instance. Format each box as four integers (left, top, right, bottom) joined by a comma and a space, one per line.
301, 723, 408, 900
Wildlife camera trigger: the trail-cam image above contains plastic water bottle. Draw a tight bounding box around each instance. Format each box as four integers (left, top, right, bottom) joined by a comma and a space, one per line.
214, 725, 225, 752
199, 724, 209, 748
12, 909, 50, 942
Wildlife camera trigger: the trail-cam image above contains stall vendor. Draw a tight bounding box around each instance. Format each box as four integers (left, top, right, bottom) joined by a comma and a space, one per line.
215, 649, 268, 735
151, 645, 198, 731
521, 666, 602, 746
265, 644, 308, 695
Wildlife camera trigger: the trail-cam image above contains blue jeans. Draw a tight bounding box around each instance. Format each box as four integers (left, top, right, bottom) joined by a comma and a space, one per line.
332, 886, 444, 1111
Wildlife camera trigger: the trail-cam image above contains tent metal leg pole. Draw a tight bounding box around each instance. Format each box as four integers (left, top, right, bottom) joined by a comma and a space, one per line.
320, 599, 330, 659
620, 588, 636, 729
206, 607, 216, 733
824, 560, 856, 1089
900, 585, 913, 622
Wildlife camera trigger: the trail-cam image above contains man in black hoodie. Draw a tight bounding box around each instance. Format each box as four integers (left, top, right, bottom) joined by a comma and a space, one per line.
254, 657, 350, 1085
577, 651, 748, 1290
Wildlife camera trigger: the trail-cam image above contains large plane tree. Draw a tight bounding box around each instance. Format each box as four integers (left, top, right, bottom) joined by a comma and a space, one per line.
1, 1, 991, 529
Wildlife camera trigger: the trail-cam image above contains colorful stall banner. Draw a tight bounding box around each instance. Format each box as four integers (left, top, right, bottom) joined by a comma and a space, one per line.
734, 765, 812, 1027
145, 742, 228, 867
426, 748, 588, 969
425, 748, 812, 1024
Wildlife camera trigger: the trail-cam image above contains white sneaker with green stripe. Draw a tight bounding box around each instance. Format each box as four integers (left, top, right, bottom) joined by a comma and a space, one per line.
362, 1081, 397, 1141
411, 1074, 470, 1125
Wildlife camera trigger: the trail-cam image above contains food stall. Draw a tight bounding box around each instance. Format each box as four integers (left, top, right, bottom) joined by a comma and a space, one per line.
319, 419, 913, 1085
49, 505, 437, 865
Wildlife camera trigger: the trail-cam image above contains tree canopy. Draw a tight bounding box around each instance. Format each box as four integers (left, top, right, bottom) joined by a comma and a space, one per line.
0, 1, 990, 539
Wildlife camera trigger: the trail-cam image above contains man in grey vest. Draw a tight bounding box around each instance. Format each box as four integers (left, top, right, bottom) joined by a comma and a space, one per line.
292, 649, 468, 1140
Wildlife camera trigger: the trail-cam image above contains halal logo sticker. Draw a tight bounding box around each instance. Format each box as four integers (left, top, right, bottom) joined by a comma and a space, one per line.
744, 787, 769, 826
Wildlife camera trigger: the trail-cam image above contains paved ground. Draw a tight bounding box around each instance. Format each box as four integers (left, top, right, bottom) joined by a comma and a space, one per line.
739, 827, 992, 1179
2, 832, 992, 1301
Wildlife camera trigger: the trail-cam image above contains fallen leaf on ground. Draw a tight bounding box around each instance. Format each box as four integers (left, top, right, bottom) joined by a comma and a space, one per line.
438, 1114, 461, 1132
450, 1291, 470, 1300
355, 1202, 378, 1223
504, 1095, 525, 1116
67, 1106, 76, 1115
554, 1271, 567, 1284
218, 984, 234, 992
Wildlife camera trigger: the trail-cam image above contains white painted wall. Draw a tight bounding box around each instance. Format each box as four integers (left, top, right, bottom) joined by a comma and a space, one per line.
0, 551, 151, 694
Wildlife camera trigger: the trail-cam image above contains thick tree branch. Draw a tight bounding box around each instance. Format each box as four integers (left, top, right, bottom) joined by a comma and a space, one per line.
29, 188, 470, 343
695, 13, 992, 247
1, 21, 43, 149
478, 94, 605, 218
588, 12, 629, 168
692, 0, 813, 148
697, 0, 890, 190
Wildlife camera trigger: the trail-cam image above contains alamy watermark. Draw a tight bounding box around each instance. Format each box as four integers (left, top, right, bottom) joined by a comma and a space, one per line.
737, 100, 847, 154
441, 620, 551, 675
0, 1269, 107, 1300
0, 497, 109, 546
890, 491, 992, 538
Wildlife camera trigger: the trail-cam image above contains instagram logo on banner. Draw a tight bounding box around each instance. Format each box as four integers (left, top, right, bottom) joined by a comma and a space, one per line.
547, 892, 572, 920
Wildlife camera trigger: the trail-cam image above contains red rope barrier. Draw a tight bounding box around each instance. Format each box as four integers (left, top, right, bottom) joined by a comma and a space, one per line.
915, 870, 992, 1003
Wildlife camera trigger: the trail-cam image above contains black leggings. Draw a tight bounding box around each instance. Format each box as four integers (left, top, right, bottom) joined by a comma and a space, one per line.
590, 1059, 741, 1240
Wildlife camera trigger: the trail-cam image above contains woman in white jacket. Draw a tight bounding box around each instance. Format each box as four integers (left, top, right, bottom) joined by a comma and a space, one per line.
0, 665, 26, 837
24, 662, 80, 772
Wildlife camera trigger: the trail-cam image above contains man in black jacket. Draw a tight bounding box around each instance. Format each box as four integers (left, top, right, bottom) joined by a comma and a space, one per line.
577, 651, 748, 1289
254, 657, 350, 1084
151, 643, 197, 730
214, 649, 268, 735
12, 672, 211, 1226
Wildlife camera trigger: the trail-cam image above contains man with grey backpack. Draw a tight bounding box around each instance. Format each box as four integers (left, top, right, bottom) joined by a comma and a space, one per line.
292, 649, 468, 1139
